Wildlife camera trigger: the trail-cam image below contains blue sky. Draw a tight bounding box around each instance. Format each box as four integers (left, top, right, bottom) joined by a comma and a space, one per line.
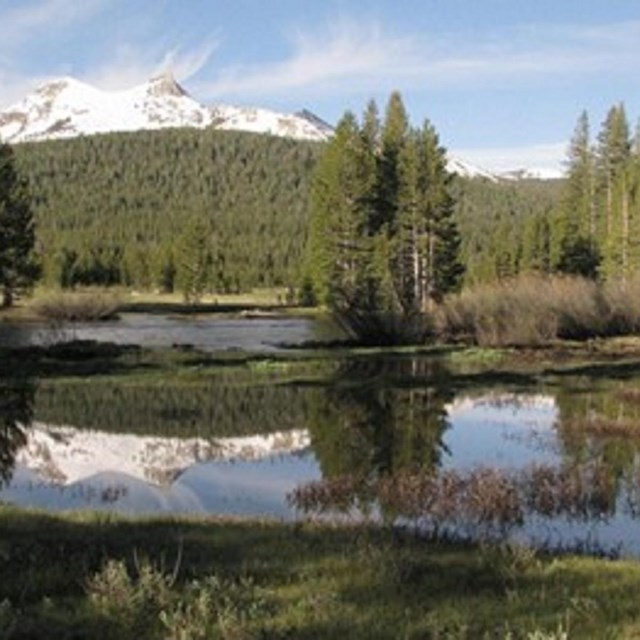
0, 0, 639, 173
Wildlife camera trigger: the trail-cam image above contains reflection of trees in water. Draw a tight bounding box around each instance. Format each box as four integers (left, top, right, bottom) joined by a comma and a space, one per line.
0, 379, 34, 486
34, 381, 320, 439
293, 367, 640, 549
554, 379, 640, 503
308, 356, 454, 485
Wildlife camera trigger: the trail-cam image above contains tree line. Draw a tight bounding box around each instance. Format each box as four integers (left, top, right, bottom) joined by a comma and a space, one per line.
4, 97, 640, 312
456, 103, 640, 284
5, 121, 562, 301
13, 128, 320, 295
555, 104, 640, 280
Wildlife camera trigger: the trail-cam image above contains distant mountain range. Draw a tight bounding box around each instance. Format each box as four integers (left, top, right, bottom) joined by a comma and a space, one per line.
0, 74, 557, 181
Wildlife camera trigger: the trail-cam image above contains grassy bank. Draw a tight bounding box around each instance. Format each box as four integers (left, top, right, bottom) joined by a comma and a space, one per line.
2, 506, 640, 639
0, 287, 316, 323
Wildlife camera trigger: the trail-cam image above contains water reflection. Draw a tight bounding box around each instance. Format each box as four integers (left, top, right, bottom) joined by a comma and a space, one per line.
2, 424, 314, 516
0, 313, 327, 353
292, 372, 640, 555
0, 378, 34, 486
5, 348, 640, 555
307, 358, 454, 519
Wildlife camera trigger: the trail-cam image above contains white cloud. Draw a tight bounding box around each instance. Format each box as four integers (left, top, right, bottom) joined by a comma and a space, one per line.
85, 39, 219, 91
199, 21, 416, 99
157, 41, 220, 83
0, 0, 110, 105
196, 18, 640, 102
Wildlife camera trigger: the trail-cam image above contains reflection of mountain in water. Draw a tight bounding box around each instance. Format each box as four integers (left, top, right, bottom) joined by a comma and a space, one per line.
16, 423, 311, 487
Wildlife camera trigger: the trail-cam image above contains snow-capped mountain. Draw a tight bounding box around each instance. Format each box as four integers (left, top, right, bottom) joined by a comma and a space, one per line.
0, 73, 333, 144
445, 156, 502, 182
0, 74, 550, 180
498, 167, 563, 181
211, 104, 333, 142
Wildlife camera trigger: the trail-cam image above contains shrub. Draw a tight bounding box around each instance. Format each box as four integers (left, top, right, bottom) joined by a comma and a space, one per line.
86, 558, 263, 640
601, 275, 640, 335
33, 290, 121, 322
436, 273, 640, 346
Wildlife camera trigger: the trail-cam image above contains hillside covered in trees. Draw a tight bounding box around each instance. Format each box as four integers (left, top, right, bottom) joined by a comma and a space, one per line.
13, 126, 566, 295
15, 129, 320, 293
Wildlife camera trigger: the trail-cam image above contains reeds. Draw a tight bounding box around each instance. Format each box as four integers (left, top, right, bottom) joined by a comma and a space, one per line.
437, 273, 640, 346
289, 461, 619, 539
33, 290, 122, 322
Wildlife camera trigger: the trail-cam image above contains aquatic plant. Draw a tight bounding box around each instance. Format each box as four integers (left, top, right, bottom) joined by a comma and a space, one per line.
289, 461, 621, 541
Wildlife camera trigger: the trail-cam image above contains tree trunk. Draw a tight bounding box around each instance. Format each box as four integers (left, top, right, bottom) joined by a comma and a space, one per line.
622, 172, 630, 281
2, 287, 13, 308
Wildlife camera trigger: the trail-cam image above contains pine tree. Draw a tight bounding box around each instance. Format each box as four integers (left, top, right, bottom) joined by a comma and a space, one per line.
0, 143, 39, 307
596, 104, 631, 279
566, 111, 595, 239
306, 93, 463, 344
554, 112, 600, 277
378, 92, 409, 232
417, 121, 464, 299
306, 112, 377, 311
175, 217, 212, 303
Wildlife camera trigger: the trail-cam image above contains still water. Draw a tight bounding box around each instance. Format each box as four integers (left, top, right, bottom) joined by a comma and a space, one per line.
0, 312, 326, 352
2, 315, 640, 556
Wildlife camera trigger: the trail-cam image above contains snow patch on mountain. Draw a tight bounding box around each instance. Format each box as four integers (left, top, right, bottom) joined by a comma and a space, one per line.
0, 74, 555, 180
0, 74, 333, 144
211, 104, 332, 142
445, 156, 502, 182
498, 167, 563, 181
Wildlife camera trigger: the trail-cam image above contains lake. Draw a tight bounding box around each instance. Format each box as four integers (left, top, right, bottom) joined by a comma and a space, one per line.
0, 312, 331, 352
2, 315, 640, 556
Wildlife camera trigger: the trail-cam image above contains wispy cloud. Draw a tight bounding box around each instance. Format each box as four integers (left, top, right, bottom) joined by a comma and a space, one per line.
86, 39, 219, 91
0, 0, 108, 46
197, 21, 418, 99
0, 0, 111, 105
197, 18, 640, 102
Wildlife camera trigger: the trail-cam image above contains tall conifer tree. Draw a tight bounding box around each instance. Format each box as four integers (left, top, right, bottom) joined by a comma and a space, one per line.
306, 93, 463, 344
596, 104, 631, 279
554, 111, 600, 276
0, 143, 38, 307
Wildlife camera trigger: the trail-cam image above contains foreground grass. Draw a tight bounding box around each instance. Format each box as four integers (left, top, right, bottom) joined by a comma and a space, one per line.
2, 507, 640, 639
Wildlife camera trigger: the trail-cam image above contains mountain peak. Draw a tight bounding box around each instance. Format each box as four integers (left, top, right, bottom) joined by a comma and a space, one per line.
146, 71, 187, 98
34, 76, 88, 99
0, 75, 334, 145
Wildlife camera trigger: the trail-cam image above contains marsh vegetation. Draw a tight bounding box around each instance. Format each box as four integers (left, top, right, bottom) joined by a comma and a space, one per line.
4, 317, 640, 636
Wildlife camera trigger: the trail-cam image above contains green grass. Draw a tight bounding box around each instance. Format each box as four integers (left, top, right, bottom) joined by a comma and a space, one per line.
2, 506, 640, 638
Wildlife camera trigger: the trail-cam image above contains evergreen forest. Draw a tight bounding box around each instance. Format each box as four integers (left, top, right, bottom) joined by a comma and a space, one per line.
9, 100, 640, 296
14, 129, 320, 294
